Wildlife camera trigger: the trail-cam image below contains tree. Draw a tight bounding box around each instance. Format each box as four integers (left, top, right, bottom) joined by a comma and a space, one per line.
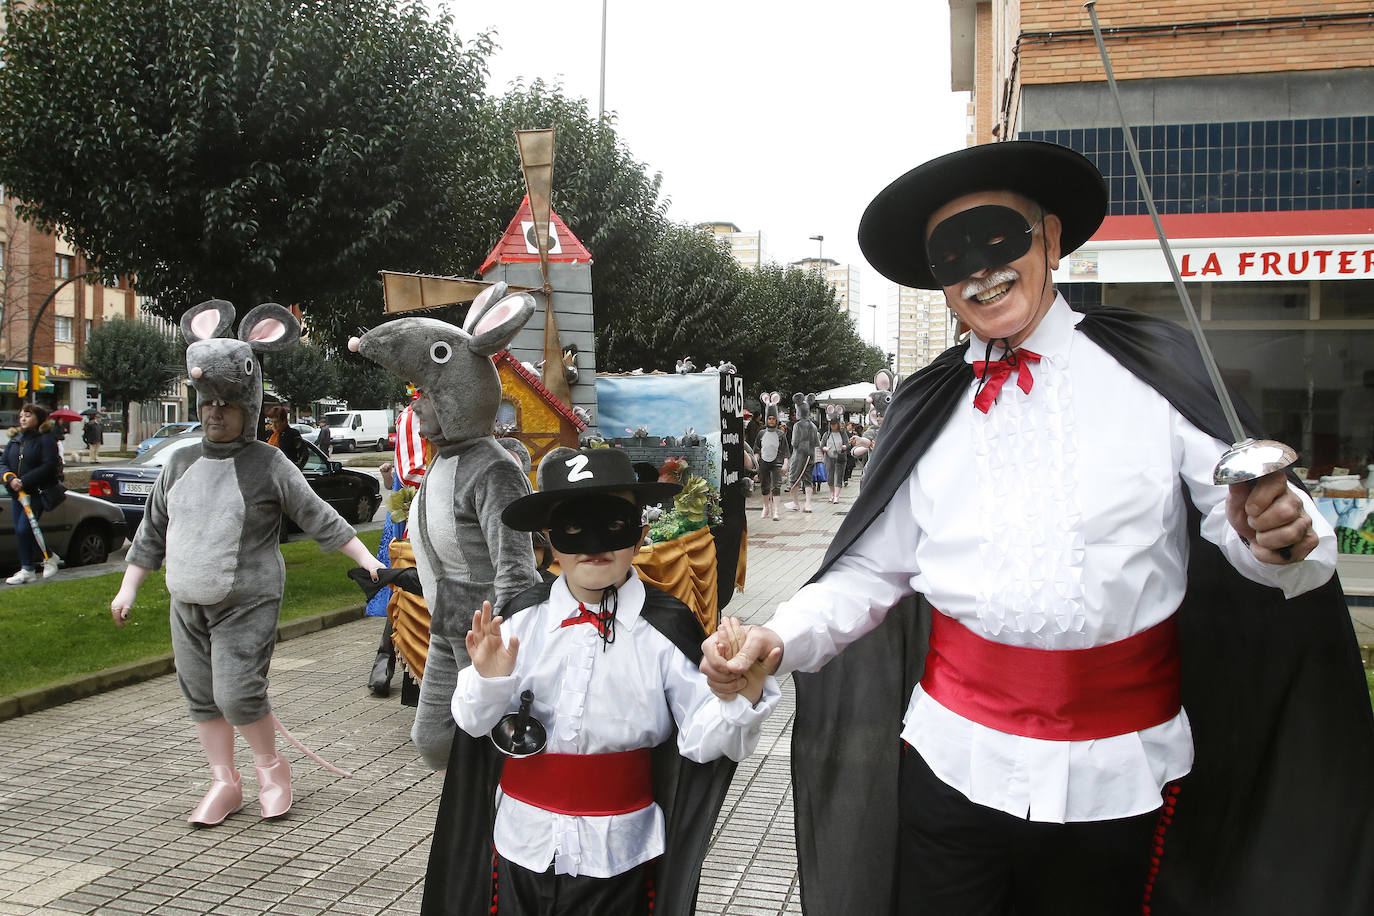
82, 319, 180, 449
334, 359, 409, 412
0, 0, 491, 344
263, 343, 338, 416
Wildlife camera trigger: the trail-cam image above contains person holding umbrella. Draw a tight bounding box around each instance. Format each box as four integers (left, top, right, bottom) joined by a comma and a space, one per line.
2, 403, 63, 583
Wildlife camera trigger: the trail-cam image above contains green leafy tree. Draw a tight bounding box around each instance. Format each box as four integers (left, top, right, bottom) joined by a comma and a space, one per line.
333, 359, 409, 411
0, 0, 491, 344
263, 343, 338, 416
81, 319, 180, 450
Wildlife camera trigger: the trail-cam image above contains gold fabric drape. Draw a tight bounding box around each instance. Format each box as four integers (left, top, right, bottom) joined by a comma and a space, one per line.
385, 540, 432, 682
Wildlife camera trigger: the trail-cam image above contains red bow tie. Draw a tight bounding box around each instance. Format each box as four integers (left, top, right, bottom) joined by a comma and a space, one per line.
970, 349, 1042, 414
561, 603, 614, 637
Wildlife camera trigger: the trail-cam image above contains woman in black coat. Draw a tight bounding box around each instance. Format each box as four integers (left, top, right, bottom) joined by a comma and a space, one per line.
2, 403, 63, 583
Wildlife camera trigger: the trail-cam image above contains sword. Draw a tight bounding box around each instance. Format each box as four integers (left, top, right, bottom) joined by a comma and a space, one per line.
1083, 2, 1298, 499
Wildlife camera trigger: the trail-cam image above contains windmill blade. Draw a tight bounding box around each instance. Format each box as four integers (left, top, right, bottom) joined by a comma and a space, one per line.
380, 272, 525, 314
515, 128, 573, 406
516, 128, 556, 293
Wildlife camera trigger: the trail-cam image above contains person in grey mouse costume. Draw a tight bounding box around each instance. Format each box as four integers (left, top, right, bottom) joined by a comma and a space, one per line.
109, 299, 385, 827
348, 282, 542, 770
785, 392, 821, 513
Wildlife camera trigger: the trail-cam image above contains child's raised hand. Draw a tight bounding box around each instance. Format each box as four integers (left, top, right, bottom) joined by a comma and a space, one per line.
467, 601, 519, 678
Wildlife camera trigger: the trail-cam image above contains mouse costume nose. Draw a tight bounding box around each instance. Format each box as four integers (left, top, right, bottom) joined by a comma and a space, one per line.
348, 336, 361, 353
190, 366, 203, 379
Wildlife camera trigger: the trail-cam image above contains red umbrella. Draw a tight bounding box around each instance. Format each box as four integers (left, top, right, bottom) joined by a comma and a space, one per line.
47, 408, 84, 422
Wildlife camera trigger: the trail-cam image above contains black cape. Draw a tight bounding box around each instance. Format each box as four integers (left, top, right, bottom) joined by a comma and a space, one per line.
792, 303, 1374, 915
421, 580, 737, 916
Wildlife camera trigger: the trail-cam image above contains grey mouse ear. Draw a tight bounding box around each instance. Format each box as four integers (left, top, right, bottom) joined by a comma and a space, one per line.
467, 291, 536, 357
181, 299, 235, 343
238, 303, 302, 353
462, 282, 510, 334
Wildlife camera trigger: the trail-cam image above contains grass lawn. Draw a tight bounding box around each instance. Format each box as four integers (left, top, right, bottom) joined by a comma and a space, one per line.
0, 529, 381, 697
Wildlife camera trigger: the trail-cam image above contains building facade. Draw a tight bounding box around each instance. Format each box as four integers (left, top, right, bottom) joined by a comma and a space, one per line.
791, 257, 866, 338
697, 221, 767, 270
950, 0, 1374, 556
2, 189, 188, 445
889, 284, 955, 376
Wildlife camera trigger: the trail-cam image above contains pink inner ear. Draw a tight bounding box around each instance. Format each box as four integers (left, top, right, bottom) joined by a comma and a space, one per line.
191, 310, 222, 339
248, 318, 285, 342
472, 298, 521, 337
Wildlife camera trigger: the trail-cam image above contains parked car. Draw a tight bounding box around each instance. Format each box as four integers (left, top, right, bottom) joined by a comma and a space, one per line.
136, 421, 201, 455
0, 491, 126, 571
322, 408, 393, 452
88, 432, 382, 534
291, 422, 322, 446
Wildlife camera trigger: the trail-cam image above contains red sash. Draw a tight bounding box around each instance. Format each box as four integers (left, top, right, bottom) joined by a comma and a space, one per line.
500, 748, 653, 817
920, 610, 1182, 741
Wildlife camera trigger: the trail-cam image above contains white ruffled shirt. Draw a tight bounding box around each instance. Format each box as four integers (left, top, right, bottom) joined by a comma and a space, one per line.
768, 295, 1335, 823
454, 571, 780, 877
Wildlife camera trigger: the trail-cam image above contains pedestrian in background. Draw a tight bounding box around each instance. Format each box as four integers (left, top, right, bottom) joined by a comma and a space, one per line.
3, 403, 62, 583
82, 414, 104, 463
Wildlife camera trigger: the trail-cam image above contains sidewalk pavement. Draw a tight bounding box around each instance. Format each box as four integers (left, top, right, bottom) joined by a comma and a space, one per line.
0, 489, 842, 915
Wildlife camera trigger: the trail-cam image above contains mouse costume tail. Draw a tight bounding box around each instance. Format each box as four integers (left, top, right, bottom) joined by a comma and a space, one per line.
271, 714, 352, 777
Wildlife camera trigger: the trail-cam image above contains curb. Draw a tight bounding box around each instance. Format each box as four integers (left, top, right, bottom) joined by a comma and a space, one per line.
0, 605, 367, 723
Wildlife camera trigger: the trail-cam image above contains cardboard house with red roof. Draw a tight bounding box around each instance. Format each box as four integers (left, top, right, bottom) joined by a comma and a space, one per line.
492, 349, 587, 484
479, 196, 599, 443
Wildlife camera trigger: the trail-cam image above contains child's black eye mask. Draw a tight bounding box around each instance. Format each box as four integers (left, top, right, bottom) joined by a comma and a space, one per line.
926, 205, 1036, 287
549, 495, 641, 554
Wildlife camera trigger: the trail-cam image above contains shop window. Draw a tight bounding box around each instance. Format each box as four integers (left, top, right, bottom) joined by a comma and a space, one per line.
1208, 328, 1374, 476
1101, 282, 1201, 322
1211, 281, 1308, 321
1318, 279, 1374, 320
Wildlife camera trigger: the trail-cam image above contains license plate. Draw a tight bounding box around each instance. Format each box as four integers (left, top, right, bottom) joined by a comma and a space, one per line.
120, 481, 154, 496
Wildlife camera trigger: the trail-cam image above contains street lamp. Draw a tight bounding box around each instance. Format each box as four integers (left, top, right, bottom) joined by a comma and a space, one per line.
809, 234, 824, 266
865, 303, 878, 346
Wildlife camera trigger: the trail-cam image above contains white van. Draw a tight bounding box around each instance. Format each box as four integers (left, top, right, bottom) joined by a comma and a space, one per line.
323, 408, 393, 452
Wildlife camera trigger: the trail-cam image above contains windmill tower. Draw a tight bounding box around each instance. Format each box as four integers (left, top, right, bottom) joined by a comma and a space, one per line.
377, 129, 599, 438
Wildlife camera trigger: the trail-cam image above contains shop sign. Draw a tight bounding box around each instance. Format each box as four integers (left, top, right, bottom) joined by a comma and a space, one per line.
1056, 238, 1374, 284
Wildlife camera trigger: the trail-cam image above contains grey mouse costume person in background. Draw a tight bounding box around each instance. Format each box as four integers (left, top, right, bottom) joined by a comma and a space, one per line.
349, 282, 542, 770
786, 392, 820, 512
110, 299, 384, 827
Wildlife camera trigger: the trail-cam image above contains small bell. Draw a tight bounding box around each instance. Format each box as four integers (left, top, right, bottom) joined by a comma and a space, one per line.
490, 689, 548, 758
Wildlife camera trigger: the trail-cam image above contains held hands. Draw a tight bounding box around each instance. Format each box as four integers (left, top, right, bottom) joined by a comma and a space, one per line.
1226, 470, 1317, 564
700, 621, 783, 702
715, 617, 772, 705
467, 601, 519, 678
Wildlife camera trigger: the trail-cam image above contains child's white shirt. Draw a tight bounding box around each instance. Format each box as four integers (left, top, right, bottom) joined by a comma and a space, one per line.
453, 569, 780, 878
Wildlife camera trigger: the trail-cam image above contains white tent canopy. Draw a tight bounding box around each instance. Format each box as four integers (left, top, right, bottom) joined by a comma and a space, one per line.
813, 381, 876, 404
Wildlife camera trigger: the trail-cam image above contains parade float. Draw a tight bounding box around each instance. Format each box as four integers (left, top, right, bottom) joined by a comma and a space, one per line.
374, 130, 747, 699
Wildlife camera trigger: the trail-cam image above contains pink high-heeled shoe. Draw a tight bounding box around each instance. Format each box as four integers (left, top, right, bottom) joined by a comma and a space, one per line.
188, 766, 243, 827
255, 755, 293, 819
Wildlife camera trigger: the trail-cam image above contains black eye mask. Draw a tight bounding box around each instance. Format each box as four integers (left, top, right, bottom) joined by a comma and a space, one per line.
926, 205, 1037, 287
548, 495, 642, 554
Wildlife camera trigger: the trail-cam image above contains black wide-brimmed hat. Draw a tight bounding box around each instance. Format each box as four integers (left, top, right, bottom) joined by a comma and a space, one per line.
857, 140, 1107, 290
503, 447, 682, 532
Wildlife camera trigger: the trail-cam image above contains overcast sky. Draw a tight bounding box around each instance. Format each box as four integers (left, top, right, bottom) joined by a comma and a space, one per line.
433, 1, 970, 341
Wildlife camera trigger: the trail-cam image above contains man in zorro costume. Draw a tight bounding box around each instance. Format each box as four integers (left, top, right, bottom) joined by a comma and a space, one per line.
702, 140, 1374, 914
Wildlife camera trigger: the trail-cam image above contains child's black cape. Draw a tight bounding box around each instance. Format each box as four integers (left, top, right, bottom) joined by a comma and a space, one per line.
790, 303, 1374, 915
420, 581, 736, 916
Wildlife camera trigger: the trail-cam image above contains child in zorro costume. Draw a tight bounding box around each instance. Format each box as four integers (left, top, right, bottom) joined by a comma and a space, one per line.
110, 299, 385, 826
421, 447, 781, 916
